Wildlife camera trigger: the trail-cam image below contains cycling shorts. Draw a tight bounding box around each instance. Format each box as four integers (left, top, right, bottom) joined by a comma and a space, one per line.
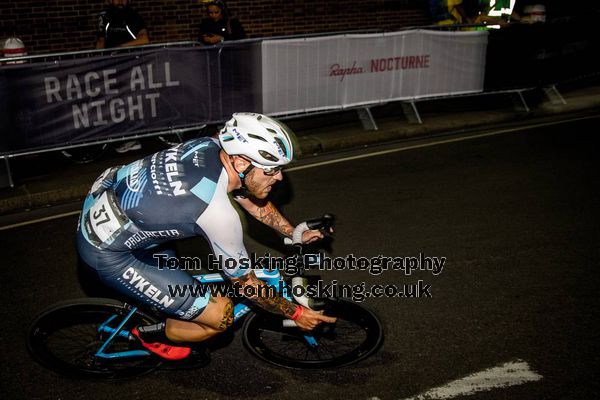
76, 230, 210, 321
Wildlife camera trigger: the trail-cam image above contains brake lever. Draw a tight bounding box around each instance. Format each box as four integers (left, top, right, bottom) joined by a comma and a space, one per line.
306, 213, 335, 231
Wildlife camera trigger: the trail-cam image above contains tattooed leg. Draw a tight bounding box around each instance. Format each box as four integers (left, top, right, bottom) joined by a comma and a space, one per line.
218, 301, 234, 330
166, 296, 234, 342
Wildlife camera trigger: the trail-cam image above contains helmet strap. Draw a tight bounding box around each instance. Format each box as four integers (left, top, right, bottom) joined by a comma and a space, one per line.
236, 166, 252, 197
238, 164, 254, 179
230, 156, 254, 188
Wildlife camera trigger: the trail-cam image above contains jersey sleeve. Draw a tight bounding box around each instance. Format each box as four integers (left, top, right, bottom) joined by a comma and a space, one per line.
97, 11, 109, 39
195, 170, 251, 279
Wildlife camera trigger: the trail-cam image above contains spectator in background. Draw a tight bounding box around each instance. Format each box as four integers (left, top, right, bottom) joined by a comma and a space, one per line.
429, 0, 470, 25
2, 37, 27, 64
96, 0, 149, 49
429, 0, 508, 27
511, 1, 547, 23
198, 1, 246, 45
465, 0, 509, 27
96, 0, 149, 153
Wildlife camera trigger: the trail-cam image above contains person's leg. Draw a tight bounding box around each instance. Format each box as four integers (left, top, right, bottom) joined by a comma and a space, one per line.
165, 295, 233, 342
78, 231, 241, 357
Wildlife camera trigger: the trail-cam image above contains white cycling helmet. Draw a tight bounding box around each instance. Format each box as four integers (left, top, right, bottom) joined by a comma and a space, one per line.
218, 113, 294, 167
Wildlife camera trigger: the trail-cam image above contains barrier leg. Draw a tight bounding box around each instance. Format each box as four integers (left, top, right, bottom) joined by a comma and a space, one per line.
357, 107, 378, 131
0, 157, 14, 189
401, 100, 422, 124
510, 90, 531, 114
543, 85, 567, 105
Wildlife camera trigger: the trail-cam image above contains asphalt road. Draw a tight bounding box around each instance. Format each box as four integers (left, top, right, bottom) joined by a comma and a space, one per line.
1, 116, 599, 400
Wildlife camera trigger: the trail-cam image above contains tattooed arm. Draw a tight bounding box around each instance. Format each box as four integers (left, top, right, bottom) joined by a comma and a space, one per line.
235, 196, 324, 243
234, 270, 296, 316
232, 270, 336, 330
235, 196, 294, 237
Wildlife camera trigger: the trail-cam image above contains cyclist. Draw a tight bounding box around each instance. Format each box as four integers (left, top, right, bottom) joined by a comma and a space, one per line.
77, 113, 336, 360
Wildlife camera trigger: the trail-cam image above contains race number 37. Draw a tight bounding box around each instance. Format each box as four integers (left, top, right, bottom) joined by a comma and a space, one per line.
89, 192, 122, 243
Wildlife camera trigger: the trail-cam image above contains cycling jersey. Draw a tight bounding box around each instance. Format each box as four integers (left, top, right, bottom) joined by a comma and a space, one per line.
77, 137, 250, 320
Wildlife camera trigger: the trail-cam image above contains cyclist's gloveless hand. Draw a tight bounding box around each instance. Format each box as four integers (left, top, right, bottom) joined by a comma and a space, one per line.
301, 227, 334, 244
295, 307, 337, 331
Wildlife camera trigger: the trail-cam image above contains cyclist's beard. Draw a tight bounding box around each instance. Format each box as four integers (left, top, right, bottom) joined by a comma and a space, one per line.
244, 170, 275, 200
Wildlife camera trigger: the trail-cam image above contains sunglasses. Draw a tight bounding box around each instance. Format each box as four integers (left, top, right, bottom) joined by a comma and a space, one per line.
239, 156, 283, 176
256, 164, 283, 176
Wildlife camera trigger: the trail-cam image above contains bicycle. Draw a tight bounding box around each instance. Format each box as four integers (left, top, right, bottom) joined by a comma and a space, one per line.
27, 215, 383, 378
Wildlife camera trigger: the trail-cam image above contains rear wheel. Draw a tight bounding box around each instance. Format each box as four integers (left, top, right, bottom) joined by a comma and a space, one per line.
242, 299, 383, 369
27, 298, 161, 379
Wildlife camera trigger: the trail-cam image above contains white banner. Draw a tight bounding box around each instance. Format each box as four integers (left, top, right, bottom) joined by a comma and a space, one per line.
261, 30, 488, 115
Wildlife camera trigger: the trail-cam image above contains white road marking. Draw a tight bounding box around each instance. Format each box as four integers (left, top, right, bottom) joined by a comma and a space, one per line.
0, 210, 80, 231
399, 359, 542, 400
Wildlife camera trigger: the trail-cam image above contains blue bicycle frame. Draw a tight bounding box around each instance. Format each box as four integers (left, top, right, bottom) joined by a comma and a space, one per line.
94, 267, 317, 360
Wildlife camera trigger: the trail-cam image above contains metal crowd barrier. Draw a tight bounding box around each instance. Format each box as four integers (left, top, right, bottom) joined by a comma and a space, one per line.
1, 22, 598, 188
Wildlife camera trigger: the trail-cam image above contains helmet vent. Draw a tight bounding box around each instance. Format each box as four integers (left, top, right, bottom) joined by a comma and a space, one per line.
259, 150, 278, 162
248, 133, 268, 142
233, 119, 238, 127
273, 137, 286, 156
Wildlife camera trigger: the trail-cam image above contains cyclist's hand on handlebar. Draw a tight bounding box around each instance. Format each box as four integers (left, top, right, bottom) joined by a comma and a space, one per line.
295, 308, 337, 331
289, 214, 334, 245
301, 229, 323, 244
301, 227, 334, 244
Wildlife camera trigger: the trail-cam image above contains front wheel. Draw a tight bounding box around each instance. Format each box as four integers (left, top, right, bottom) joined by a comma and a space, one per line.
242, 299, 383, 369
27, 298, 162, 379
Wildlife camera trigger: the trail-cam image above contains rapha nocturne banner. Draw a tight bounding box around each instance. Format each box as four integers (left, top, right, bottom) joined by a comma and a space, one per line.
0, 45, 260, 154
261, 30, 489, 115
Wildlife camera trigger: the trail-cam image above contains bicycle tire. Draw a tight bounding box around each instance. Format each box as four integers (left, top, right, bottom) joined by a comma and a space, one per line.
27, 298, 162, 379
242, 298, 383, 369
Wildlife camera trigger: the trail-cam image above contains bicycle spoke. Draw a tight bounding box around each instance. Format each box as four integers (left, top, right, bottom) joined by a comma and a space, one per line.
243, 300, 383, 369
28, 301, 161, 378
257, 327, 304, 340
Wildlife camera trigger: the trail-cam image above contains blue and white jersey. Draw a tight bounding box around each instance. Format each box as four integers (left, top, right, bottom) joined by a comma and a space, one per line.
78, 137, 250, 278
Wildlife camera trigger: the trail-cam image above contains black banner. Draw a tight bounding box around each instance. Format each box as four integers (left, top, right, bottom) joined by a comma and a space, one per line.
0, 44, 261, 154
